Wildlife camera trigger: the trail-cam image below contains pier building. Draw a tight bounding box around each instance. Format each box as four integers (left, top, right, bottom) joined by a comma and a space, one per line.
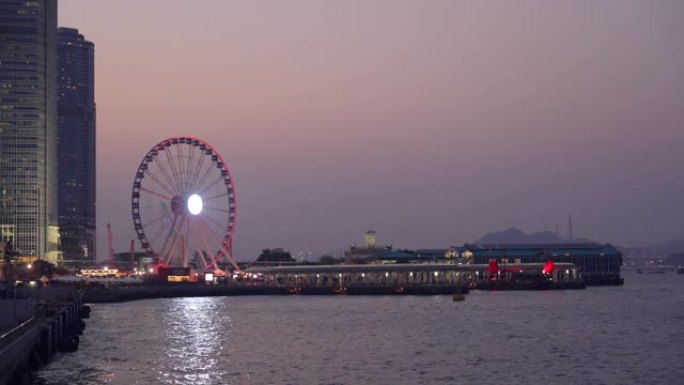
340, 242, 622, 285
246, 262, 583, 293
458, 243, 623, 285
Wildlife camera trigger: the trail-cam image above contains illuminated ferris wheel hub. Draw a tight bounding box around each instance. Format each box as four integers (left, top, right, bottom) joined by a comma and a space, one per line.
169, 194, 203, 216
187, 194, 203, 215
131, 137, 238, 272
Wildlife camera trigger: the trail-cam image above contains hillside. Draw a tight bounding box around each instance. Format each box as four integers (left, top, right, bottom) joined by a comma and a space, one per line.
474, 227, 593, 245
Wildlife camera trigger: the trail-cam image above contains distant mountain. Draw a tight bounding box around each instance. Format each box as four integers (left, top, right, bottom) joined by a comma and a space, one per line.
474, 227, 593, 245
475, 227, 526, 244
666, 252, 684, 266
621, 239, 684, 261
648, 239, 684, 255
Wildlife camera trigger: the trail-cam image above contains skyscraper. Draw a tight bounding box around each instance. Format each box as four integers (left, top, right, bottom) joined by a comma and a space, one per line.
0, 0, 61, 263
57, 27, 95, 262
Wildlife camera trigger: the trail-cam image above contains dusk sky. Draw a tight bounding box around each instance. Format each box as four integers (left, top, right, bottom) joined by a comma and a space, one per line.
58, 0, 684, 261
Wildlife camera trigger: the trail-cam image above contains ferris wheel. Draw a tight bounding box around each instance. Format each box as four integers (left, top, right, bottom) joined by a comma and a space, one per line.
131, 137, 238, 271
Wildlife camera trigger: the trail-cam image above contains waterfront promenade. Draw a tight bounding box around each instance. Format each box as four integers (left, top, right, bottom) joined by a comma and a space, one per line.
0, 286, 88, 385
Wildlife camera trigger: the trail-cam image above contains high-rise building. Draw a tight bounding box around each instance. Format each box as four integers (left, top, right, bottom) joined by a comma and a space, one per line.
57, 27, 95, 262
0, 0, 61, 263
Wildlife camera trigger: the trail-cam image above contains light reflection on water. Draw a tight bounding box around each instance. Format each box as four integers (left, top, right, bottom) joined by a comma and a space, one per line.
35, 272, 684, 385
157, 298, 233, 385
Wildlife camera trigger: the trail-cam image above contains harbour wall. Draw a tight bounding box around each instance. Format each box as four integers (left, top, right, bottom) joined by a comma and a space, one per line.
0, 287, 89, 385
81, 282, 471, 303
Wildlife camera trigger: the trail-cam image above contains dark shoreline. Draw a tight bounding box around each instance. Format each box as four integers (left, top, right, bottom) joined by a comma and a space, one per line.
79, 279, 595, 304
81, 283, 472, 303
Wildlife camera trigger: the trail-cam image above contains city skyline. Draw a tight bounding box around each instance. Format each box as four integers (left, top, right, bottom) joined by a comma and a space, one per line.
57, 0, 684, 260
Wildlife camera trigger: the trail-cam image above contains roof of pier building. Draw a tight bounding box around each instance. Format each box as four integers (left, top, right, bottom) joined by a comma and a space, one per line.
350, 250, 415, 262
245, 262, 579, 276
350, 249, 462, 264
460, 243, 622, 260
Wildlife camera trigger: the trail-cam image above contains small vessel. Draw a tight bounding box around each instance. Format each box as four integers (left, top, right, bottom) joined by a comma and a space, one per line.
677, 266, 684, 274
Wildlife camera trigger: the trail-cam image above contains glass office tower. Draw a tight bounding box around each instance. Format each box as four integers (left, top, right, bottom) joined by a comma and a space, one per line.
0, 0, 61, 263
57, 27, 95, 262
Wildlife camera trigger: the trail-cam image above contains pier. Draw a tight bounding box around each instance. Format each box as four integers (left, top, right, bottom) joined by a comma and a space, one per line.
246, 262, 585, 293
60, 261, 585, 303
76, 261, 585, 303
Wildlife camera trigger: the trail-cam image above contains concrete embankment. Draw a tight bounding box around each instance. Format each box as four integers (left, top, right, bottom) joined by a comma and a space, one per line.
474, 280, 586, 291
82, 282, 471, 303
82, 283, 290, 302
0, 287, 89, 385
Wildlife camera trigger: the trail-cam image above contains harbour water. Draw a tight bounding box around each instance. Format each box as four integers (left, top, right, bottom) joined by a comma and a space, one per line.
35, 272, 683, 385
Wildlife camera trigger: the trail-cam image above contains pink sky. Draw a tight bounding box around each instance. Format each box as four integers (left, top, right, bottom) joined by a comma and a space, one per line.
58, 0, 684, 260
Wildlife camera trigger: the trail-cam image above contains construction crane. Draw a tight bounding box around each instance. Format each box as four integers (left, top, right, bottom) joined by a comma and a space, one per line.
107, 222, 115, 261
130, 239, 135, 271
